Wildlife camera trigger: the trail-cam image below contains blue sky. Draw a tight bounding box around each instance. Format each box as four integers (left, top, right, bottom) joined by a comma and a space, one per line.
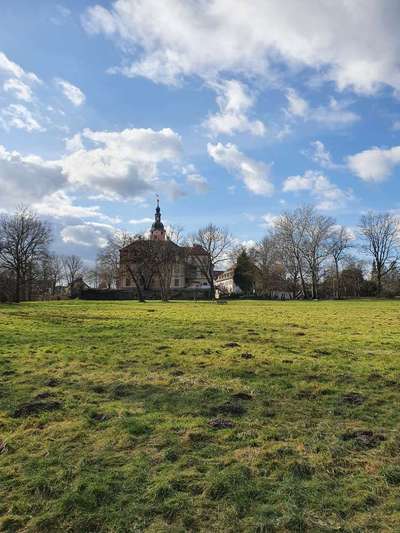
1, 0, 400, 261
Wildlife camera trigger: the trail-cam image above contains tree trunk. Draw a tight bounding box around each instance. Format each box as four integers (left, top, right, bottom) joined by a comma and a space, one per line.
127, 266, 146, 302
334, 259, 340, 299
137, 283, 146, 302
208, 266, 215, 299
15, 269, 21, 303
298, 264, 308, 299
377, 266, 382, 297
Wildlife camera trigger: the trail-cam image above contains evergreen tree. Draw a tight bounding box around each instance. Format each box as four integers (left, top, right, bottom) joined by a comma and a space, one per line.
233, 250, 255, 294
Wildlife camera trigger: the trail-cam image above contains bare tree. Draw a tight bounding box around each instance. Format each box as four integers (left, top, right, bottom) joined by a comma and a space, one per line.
153, 242, 180, 301
97, 231, 135, 288
275, 208, 310, 298
123, 238, 157, 302
190, 224, 232, 298
278, 240, 301, 299
359, 212, 399, 296
62, 255, 85, 287
0, 206, 51, 302
328, 226, 352, 299
166, 225, 185, 245
42, 254, 64, 296
300, 207, 335, 299
252, 234, 280, 295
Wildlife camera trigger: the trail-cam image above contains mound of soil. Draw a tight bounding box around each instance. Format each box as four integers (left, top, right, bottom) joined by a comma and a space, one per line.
208, 418, 234, 429
341, 430, 385, 449
13, 400, 62, 418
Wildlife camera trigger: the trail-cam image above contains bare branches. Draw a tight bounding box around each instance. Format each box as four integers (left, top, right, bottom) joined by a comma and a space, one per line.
97, 231, 135, 288
359, 212, 399, 295
0, 206, 51, 302
189, 224, 232, 298
328, 226, 353, 299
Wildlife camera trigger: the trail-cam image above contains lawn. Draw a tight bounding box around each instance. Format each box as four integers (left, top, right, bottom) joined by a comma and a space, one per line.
1, 299, 400, 532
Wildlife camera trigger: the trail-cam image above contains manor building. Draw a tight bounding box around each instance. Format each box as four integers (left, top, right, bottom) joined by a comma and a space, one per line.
118, 199, 210, 291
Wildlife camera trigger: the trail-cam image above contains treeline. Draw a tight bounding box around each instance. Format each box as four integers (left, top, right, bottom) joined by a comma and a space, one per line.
232, 206, 399, 299
1, 205, 399, 302
0, 207, 89, 302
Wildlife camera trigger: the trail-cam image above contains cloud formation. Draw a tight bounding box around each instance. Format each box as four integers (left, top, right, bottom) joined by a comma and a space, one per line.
208, 142, 273, 196
33, 191, 120, 223
1, 104, 44, 132
0, 145, 65, 208
283, 170, 352, 210
83, 0, 400, 93
56, 78, 86, 106
307, 140, 339, 169
3, 78, 33, 102
0, 51, 40, 83
61, 222, 112, 248
204, 79, 265, 137
0, 125, 184, 213
62, 127, 183, 200
347, 145, 400, 182
285, 89, 359, 126
186, 173, 209, 194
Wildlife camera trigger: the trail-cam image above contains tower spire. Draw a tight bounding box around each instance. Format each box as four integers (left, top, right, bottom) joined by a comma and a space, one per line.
150, 195, 166, 241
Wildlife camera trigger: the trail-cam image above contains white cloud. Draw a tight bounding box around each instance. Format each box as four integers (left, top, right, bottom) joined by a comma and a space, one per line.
283, 170, 352, 210
208, 142, 274, 196
0, 125, 185, 213
62, 127, 183, 200
285, 89, 359, 126
186, 173, 208, 194
82, 0, 400, 94
0, 51, 40, 83
61, 222, 113, 248
261, 213, 279, 228
56, 78, 86, 106
129, 217, 153, 224
276, 123, 292, 140
65, 133, 84, 152
0, 145, 65, 209
347, 145, 400, 182
1, 104, 44, 132
204, 79, 265, 136
308, 140, 339, 169
393, 120, 400, 131
311, 98, 359, 126
3, 78, 33, 102
33, 191, 120, 223
286, 88, 308, 117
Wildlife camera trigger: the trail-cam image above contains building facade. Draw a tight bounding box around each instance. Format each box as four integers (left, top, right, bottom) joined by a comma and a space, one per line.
118, 200, 210, 291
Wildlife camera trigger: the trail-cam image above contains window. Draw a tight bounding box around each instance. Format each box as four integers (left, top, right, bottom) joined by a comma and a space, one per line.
125, 277, 131, 287
174, 278, 180, 287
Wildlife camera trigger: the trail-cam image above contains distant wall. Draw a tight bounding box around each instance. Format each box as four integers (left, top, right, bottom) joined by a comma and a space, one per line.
78, 287, 211, 300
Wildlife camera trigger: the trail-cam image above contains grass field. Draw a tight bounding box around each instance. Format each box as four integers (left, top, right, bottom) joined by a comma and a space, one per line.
1, 299, 400, 532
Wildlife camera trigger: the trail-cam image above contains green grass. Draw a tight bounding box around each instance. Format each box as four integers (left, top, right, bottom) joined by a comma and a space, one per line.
1, 299, 400, 532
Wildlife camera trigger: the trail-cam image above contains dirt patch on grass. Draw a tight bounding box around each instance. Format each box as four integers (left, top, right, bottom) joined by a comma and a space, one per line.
341, 392, 365, 405
341, 430, 385, 449
13, 400, 62, 418
111, 383, 135, 398
208, 418, 234, 429
210, 401, 247, 416
224, 342, 240, 348
88, 411, 109, 422
43, 378, 60, 387
231, 392, 253, 401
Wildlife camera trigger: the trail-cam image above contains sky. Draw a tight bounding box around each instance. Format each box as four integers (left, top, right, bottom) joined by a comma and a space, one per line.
1, 0, 400, 262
